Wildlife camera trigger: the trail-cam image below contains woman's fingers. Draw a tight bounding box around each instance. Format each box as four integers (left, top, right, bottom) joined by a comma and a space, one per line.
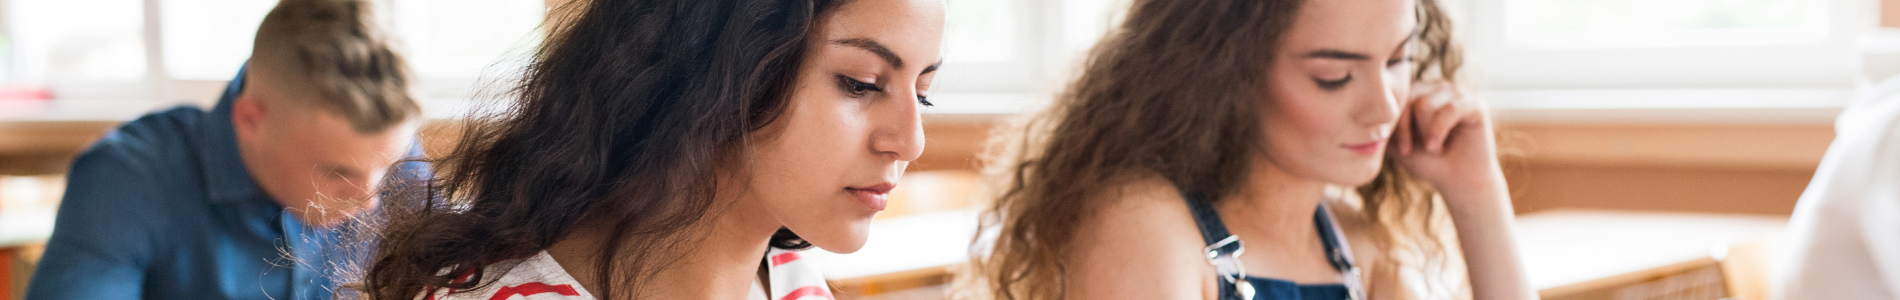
1423, 101, 1464, 154
1407, 94, 1441, 154
1394, 101, 1416, 156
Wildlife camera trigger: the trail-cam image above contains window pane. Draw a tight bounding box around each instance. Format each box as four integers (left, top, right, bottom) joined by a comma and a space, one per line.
944, 0, 1015, 63
5, 0, 146, 83
1062, 0, 1126, 55
1506, 0, 1829, 48
160, 0, 275, 80
393, 0, 543, 78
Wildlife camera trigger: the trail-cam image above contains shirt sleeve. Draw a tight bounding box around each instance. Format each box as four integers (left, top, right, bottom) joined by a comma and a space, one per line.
25, 143, 162, 300
1773, 85, 1900, 299
1857, 114, 1900, 296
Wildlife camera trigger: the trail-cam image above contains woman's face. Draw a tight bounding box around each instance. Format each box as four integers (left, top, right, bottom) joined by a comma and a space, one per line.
1258, 0, 1417, 186
748, 0, 943, 253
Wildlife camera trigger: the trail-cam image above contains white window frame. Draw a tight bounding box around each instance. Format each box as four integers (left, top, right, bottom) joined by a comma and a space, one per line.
931, 0, 1047, 95
927, 0, 1134, 118
0, 0, 532, 106
1458, 0, 1878, 90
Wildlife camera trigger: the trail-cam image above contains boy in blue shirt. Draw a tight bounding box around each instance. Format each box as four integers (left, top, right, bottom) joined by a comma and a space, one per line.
26, 0, 425, 299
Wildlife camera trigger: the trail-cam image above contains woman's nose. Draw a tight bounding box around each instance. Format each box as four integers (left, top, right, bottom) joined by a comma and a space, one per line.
1357, 70, 1404, 126
870, 91, 926, 162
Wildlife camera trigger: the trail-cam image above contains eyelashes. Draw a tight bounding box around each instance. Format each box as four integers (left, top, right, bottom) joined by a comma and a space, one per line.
1311, 56, 1417, 91
835, 75, 935, 107
1315, 73, 1352, 91
837, 75, 883, 97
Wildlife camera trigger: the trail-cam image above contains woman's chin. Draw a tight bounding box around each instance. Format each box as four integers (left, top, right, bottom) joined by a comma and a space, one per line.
1334, 167, 1384, 187
794, 221, 873, 253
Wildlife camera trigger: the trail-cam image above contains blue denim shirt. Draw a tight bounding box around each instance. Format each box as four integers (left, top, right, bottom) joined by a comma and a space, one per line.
26, 67, 427, 300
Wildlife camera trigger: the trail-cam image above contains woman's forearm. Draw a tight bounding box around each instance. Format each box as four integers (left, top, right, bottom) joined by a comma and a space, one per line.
1441, 175, 1539, 300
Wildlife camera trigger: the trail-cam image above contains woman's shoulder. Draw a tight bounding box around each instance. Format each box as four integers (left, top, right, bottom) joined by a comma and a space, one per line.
1078, 177, 1204, 241
1091, 176, 1194, 221
425, 251, 596, 300
1065, 176, 1216, 299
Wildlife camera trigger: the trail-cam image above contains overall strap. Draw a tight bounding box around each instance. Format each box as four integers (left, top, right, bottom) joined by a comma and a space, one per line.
1183, 191, 1237, 249
1314, 206, 1366, 300
1312, 207, 1356, 272
1182, 191, 1252, 300
1184, 190, 1366, 300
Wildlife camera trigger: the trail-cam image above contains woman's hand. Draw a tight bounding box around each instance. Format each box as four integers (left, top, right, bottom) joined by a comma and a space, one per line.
1390, 80, 1503, 196
1390, 80, 1538, 300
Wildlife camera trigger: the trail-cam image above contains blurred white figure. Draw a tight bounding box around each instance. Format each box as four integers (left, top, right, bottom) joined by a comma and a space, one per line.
1772, 75, 1900, 299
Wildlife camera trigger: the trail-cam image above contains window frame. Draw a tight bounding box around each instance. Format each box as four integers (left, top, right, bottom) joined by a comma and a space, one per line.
0, 0, 541, 104
931, 0, 1047, 95
1459, 0, 1877, 90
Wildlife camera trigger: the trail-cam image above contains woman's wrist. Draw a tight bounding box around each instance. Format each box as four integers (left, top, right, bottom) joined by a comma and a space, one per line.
1438, 169, 1536, 300
1428, 163, 1508, 202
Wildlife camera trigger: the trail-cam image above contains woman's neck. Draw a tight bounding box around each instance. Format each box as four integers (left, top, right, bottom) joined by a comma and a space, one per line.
1211, 159, 1348, 282
548, 195, 780, 299
1218, 160, 1329, 241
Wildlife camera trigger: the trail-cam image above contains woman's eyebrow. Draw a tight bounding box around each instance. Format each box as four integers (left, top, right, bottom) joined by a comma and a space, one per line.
1304, 49, 1371, 61
923, 60, 942, 75
1306, 28, 1423, 61
833, 38, 904, 69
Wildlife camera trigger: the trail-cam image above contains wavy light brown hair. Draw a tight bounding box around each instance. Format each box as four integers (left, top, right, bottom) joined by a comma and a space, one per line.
970, 0, 1465, 299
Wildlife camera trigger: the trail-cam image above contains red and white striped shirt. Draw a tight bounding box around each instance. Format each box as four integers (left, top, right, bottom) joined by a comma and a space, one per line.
764, 248, 835, 300
422, 249, 834, 300
422, 251, 591, 300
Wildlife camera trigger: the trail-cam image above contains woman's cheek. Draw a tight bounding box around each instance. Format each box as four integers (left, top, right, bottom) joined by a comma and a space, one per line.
1282, 89, 1344, 143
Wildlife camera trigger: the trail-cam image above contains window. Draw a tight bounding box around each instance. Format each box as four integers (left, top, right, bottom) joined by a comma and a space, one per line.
1464, 0, 1872, 89
1506, 0, 1830, 49
943, 0, 1017, 64
1060, 0, 1131, 56
159, 0, 274, 80
932, 0, 1126, 98
0, 0, 544, 102
932, 0, 1037, 95
390, 0, 542, 79
3, 0, 146, 88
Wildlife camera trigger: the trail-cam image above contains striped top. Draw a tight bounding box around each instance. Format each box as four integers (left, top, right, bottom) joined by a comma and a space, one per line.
423, 249, 834, 300
422, 251, 590, 300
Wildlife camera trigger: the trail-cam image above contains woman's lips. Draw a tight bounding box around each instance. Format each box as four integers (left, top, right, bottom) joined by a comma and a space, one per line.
1344, 140, 1383, 155
846, 183, 894, 211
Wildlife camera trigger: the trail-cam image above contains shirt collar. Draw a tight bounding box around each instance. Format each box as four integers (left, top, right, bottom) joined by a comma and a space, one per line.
197, 64, 269, 205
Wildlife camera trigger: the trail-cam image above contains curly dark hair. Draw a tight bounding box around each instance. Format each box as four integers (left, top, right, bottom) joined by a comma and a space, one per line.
351, 0, 848, 298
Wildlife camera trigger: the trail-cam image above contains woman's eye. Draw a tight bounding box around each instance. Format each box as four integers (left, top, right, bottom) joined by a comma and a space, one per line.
836, 75, 883, 97
1315, 73, 1352, 90
917, 94, 934, 107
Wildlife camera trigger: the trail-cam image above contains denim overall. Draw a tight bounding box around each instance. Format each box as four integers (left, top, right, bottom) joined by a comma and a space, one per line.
1183, 191, 1365, 300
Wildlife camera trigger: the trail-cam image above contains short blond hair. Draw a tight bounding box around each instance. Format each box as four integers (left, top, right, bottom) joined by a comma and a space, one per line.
251, 0, 418, 133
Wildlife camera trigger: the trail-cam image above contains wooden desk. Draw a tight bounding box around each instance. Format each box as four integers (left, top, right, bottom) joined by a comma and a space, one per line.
0, 100, 186, 175
0, 208, 56, 299
801, 209, 1790, 300
0, 175, 62, 300
801, 209, 980, 298
1518, 209, 1787, 300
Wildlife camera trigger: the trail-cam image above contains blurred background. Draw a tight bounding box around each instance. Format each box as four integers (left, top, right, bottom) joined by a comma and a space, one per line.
0, 0, 1892, 299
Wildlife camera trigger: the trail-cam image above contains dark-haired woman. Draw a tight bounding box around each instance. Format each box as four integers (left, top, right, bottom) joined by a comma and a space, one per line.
352, 0, 944, 299
972, 0, 1534, 299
